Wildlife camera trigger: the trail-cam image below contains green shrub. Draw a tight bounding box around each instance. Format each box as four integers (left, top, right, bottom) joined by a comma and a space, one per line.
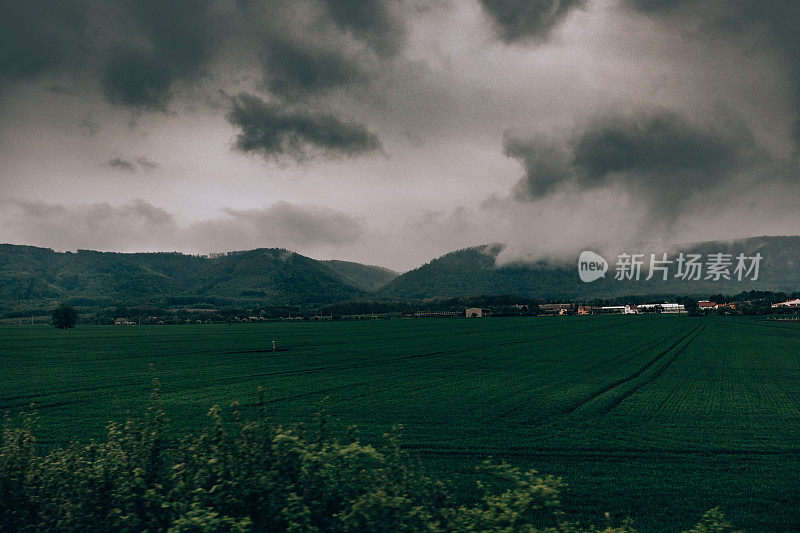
50, 301, 79, 329
0, 382, 739, 532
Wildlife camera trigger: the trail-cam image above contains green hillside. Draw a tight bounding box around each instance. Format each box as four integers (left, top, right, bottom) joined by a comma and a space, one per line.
0, 245, 368, 311
379, 244, 577, 299
320, 259, 398, 291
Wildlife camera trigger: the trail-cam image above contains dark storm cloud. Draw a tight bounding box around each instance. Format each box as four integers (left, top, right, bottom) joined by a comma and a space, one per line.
0, 0, 87, 80
101, 0, 216, 110
323, 0, 405, 57
227, 93, 382, 161
571, 111, 754, 186
3, 0, 406, 111
625, 0, 800, 149
478, 0, 585, 43
255, 34, 363, 99
237, 0, 405, 100
0, 0, 217, 109
624, 0, 800, 63
507, 109, 761, 213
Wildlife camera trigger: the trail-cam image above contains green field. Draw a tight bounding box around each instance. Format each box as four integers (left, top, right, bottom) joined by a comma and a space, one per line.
2, 316, 800, 531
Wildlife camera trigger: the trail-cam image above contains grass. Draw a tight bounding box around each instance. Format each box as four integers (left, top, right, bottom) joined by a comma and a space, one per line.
2, 315, 799, 531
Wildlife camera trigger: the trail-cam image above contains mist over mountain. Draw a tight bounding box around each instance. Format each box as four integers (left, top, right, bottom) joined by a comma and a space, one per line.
380, 236, 800, 300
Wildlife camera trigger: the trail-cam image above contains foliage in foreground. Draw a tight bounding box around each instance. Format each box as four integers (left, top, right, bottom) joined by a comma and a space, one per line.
0, 383, 739, 532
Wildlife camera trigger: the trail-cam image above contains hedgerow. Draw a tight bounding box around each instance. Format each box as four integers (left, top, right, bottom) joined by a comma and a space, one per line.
0, 380, 738, 532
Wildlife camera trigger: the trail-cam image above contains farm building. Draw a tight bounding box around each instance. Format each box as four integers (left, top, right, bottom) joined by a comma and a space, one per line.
698, 301, 717, 310
577, 305, 592, 315
772, 299, 800, 308
465, 308, 492, 317
593, 303, 685, 315
638, 303, 686, 314
540, 303, 573, 315
595, 306, 625, 314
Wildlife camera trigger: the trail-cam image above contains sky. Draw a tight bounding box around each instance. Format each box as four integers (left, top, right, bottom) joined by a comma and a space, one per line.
1, 0, 799, 271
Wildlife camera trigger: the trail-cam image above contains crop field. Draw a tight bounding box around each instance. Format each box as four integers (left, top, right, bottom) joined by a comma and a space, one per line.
2, 316, 800, 531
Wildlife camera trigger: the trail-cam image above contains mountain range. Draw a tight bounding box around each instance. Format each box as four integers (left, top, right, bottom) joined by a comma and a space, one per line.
381, 237, 800, 300
1, 235, 799, 313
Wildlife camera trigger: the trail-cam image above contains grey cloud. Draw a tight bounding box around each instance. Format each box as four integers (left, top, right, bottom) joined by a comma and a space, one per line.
219, 202, 367, 247
0, 0, 87, 81
504, 136, 572, 199
324, 0, 405, 57
572, 111, 754, 185
237, 0, 399, 101
256, 34, 363, 99
0, 0, 217, 109
507, 109, 762, 218
0, 198, 177, 251
227, 92, 382, 161
478, 0, 585, 43
0, 198, 367, 256
102, 48, 176, 111
107, 156, 160, 172
624, 1, 800, 65
3, 0, 406, 111
135, 157, 159, 171
107, 157, 136, 172
101, 0, 216, 110
625, 0, 800, 149
624, 0, 687, 13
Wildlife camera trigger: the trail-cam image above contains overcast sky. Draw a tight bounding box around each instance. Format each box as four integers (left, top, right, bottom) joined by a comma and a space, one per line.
1, 0, 799, 271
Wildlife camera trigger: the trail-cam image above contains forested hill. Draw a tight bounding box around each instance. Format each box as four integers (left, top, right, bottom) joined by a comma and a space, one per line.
380, 236, 800, 300
2, 236, 800, 312
0, 245, 393, 310
319, 260, 398, 291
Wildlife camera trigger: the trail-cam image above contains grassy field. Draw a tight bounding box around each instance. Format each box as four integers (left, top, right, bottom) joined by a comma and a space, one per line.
2, 316, 800, 531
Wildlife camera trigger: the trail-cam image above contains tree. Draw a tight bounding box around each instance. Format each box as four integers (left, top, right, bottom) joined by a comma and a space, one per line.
51, 302, 78, 329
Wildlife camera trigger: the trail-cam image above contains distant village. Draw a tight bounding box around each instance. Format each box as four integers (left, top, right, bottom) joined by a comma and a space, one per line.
465, 297, 800, 318
17, 292, 794, 327
100, 297, 800, 325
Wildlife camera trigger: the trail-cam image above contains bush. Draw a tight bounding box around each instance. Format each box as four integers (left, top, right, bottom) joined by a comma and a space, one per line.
0, 382, 739, 532
51, 302, 78, 329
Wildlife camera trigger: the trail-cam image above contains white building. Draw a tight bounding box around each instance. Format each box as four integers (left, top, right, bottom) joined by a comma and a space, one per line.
638, 303, 686, 313
772, 299, 800, 308
659, 303, 686, 313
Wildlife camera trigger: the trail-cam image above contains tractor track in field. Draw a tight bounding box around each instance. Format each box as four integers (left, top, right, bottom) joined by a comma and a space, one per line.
603, 324, 705, 413
563, 324, 704, 416
493, 328, 691, 422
